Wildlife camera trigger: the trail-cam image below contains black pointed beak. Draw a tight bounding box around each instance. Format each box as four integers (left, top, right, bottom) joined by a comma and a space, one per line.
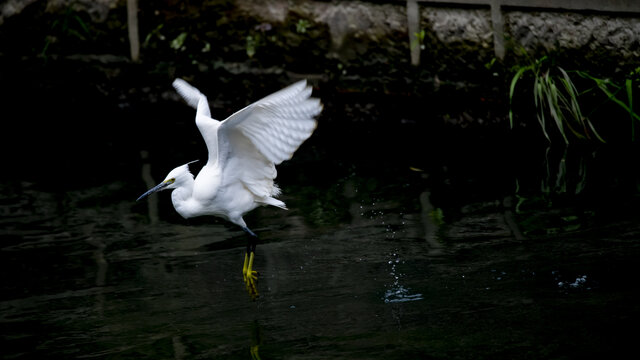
136, 181, 169, 201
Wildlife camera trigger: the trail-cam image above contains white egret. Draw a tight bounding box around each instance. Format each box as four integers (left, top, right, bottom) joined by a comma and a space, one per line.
137, 79, 322, 295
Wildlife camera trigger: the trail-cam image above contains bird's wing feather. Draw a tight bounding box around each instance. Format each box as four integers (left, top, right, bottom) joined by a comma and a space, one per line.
172, 79, 220, 165
172, 79, 321, 201
218, 80, 321, 168
172, 79, 211, 118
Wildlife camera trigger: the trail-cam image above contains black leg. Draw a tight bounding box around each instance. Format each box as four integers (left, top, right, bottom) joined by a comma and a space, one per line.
242, 226, 258, 238
243, 226, 258, 254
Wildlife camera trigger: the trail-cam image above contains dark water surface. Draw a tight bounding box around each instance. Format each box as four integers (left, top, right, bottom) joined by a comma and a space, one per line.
2, 94, 640, 359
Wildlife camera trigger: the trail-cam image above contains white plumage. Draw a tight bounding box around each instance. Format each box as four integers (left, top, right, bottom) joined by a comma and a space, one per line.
138, 79, 321, 232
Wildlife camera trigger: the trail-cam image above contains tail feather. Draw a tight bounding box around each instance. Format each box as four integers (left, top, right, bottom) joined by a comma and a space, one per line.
260, 197, 287, 210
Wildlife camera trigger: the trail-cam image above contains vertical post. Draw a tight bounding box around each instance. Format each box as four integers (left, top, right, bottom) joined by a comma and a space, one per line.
127, 0, 140, 62
407, 0, 420, 66
490, 0, 505, 59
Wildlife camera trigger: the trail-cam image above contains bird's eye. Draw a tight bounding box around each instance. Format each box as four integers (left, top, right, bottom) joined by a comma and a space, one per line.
166, 178, 175, 184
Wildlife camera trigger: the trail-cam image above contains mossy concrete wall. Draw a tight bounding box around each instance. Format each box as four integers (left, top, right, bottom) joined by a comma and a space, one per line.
3, 0, 638, 70
1, 0, 638, 131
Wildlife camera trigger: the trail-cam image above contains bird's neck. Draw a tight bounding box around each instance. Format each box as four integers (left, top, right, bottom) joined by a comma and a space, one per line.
170, 178, 196, 219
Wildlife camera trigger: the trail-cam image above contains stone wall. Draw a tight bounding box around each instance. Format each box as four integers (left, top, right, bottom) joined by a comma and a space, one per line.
506, 10, 640, 60
1, 0, 639, 100
233, 1, 640, 67
1, 0, 118, 24
2, 0, 638, 69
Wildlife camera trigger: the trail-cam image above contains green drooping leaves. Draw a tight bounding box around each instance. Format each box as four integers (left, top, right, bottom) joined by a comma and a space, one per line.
509, 56, 606, 144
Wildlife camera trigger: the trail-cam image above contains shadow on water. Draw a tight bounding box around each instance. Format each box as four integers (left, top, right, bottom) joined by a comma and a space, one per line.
2, 97, 640, 359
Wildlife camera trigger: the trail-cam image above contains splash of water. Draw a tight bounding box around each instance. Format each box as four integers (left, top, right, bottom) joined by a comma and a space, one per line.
383, 252, 423, 303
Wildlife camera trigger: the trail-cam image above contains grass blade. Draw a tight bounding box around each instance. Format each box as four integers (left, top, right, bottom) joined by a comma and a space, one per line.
545, 76, 569, 143
578, 71, 640, 122
509, 66, 531, 128
626, 79, 634, 141
586, 119, 607, 143
597, 82, 640, 122
534, 76, 551, 142
558, 68, 583, 123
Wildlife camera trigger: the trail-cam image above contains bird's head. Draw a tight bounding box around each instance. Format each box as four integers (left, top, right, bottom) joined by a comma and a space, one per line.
136, 160, 198, 201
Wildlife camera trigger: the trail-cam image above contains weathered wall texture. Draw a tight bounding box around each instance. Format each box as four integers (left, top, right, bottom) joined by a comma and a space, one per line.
237, 0, 408, 59
423, 7, 493, 48
1, 0, 638, 76
235, 1, 640, 69
1, 0, 638, 136
0, 0, 118, 24
506, 10, 640, 59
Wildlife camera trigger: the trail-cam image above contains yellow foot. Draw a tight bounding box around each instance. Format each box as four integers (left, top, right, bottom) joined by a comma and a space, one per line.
243, 251, 259, 299
250, 344, 261, 360
242, 252, 259, 281
245, 276, 259, 300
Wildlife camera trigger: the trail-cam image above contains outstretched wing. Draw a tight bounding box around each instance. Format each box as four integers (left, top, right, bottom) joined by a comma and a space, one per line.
216, 80, 321, 198
173, 79, 321, 200
218, 80, 321, 167
172, 79, 220, 165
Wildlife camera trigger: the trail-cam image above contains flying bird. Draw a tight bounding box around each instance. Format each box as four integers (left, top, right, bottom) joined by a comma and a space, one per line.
137, 79, 321, 296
